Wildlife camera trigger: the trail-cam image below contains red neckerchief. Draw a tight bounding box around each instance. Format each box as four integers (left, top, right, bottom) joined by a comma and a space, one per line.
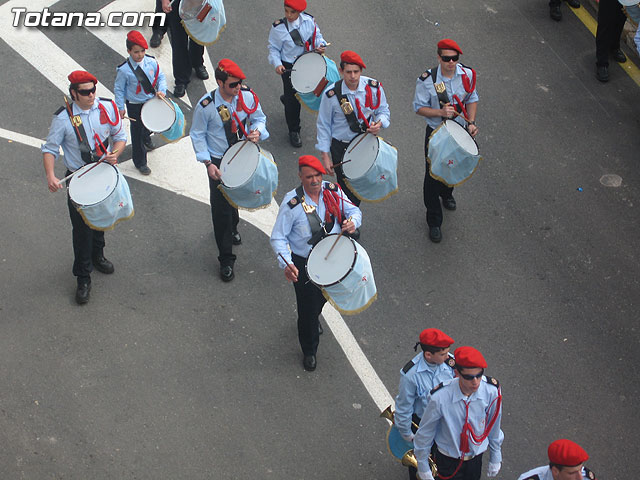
322, 185, 343, 224
98, 101, 120, 126
136, 62, 160, 94
236, 89, 259, 115
364, 83, 381, 110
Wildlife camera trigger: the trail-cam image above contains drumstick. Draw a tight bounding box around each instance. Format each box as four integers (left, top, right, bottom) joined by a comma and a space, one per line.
451, 110, 472, 124
347, 132, 369, 154
77, 149, 119, 179
324, 216, 353, 261
123, 115, 137, 122
278, 253, 293, 269
332, 159, 352, 168
57, 149, 119, 185
227, 140, 248, 165
160, 95, 174, 110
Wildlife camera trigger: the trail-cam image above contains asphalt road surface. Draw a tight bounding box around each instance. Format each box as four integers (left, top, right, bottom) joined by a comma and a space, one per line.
0, 0, 638, 478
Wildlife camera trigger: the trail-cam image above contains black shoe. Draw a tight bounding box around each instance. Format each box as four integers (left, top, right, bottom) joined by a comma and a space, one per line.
318, 322, 323, 335
143, 137, 156, 151
280, 95, 285, 105
303, 354, 317, 371
289, 131, 302, 148
93, 255, 114, 274
596, 65, 609, 82
565, 0, 580, 8
150, 31, 163, 48
611, 49, 627, 63
550, 4, 562, 21
220, 265, 235, 282
232, 231, 242, 245
137, 165, 152, 176
174, 84, 186, 97
194, 65, 209, 80
429, 226, 442, 243
442, 196, 457, 211
75, 279, 91, 305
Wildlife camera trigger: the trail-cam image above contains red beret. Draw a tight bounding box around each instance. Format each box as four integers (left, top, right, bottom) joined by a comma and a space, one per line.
340, 50, 366, 69
284, 0, 306, 11
453, 346, 487, 368
419, 329, 454, 348
68, 70, 98, 85
217, 58, 246, 80
127, 30, 148, 49
298, 155, 326, 174
548, 439, 589, 466
437, 38, 463, 55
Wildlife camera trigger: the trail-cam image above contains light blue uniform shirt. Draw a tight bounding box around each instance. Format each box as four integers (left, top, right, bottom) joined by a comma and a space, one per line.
518, 465, 592, 480
114, 54, 168, 109
315, 76, 391, 153
270, 181, 362, 267
394, 353, 455, 439
412, 63, 479, 130
190, 88, 269, 162
41, 99, 127, 172
268, 12, 326, 67
413, 377, 504, 475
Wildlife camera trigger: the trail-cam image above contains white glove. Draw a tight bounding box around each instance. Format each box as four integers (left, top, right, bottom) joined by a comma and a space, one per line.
487, 461, 501, 477
417, 471, 434, 480
401, 433, 415, 443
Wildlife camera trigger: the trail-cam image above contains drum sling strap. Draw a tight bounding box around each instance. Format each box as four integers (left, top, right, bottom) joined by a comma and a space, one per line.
279, 17, 312, 48
127, 59, 156, 95
430, 66, 454, 111
216, 104, 246, 147
293, 186, 335, 246
332, 80, 366, 134
63, 103, 96, 164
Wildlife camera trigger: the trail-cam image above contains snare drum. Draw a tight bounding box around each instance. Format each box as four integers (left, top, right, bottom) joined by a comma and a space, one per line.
291, 53, 340, 111
68, 162, 134, 231
179, 0, 226, 46
306, 234, 377, 315
218, 141, 278, 210
428, 120, 482, 187
342, 133, 398, 203
140, 97, 185, 143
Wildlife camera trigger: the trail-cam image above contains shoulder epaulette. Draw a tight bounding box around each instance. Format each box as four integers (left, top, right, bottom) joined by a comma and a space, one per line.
445, 354, 456, 369
584, 467, 596, 480
325, 88, 335, 98
54, 106, 65, 115
240, 85, 251, 92
273, 18, 285, 27
368, 79, 379, 88
117, 60, 126, 68
325, 182, 338, 191
200, 94, 214, 108
402, 360, 415, 374
287, 195, 301, 209
145, 54, 156, 59
418, 70, 431, 81
99, 97, 113, 102
459, 62, 473, 71
521, 475, 540, 480
484, 376, 500, 388
301, 11, 314, 19
430, 382, 445, 395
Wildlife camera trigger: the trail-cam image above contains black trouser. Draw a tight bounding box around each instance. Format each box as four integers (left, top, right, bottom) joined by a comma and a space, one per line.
292, 253, 326, 356
596, 0, 627, 67
152, 0, 168, 36
433, 450, 483, 480
207, 158, 239, 267
330, 138, 361, 207
280, 61, 301, 134
423, 125, 454, 227
66, 172, 105, 282
125, 102, 151, 168
166, 0, 204, 86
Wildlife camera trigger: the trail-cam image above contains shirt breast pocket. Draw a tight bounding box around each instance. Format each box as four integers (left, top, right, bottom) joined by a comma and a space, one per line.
293, 219, 311, 237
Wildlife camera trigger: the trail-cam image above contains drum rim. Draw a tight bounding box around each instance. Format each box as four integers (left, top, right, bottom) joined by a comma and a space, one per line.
442, 119, 479, 154
219, 140, 262, 188
141, 97, 177, 133
306, 234, 358, 287
69, 163, 121, 207
343, 133, 380, 179
291, 52, 328, 94
179, 0, 209, 18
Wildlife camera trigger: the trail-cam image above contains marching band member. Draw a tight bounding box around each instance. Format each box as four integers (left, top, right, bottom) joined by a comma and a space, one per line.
41, 70, 126, 304
518, 439, 597, 480
413, 346, 503, 480
316, 50, 390, 208
114, 30, 168, 175
190, 59, 268, 282
394, 329, 456, 480
413, 38, 478, 243
270, 155, 361, 371
268, 0, 327, 147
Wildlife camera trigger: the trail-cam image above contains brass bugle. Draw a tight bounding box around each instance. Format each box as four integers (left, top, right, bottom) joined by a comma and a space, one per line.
380, 405, 419, 430
401, 450, 418, 469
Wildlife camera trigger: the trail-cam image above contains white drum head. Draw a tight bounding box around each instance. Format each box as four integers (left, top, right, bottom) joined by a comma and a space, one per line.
291, 53, 327, 94
68, 163, 118, 206
220, 141, 260, 188
141, 97, 176, 133
444, 120, 478, 155
307, 235, 357, 286
618, 0, 638, 6
342, 133, 379, 179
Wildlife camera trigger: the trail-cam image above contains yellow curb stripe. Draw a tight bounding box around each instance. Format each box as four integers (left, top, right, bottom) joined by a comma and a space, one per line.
570, 5, 640, 86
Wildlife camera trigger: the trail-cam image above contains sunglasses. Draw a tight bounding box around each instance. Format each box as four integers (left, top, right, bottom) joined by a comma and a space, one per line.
76, 86, 96, 96
440, 54, 459, 63
226, 80, 241, 88
459, 370, 484, 380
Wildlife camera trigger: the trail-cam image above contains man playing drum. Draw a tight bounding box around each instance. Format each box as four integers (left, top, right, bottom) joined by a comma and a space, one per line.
394, 329, 456, 480
413, 39, 478, 243
190, 59, 268, 282
316, 50, 391, 208
114, 30, 168, 175
41, 70, 126, 304
518, 439, 597, 480
270, 155, 361, 371
268, 0, 327, 148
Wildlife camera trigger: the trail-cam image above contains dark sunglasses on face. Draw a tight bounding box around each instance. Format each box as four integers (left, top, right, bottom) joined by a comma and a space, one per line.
226, 80, 241, 88
459, 370, 484, 380
76, 86, 96, 96
440, 54, 459, 63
